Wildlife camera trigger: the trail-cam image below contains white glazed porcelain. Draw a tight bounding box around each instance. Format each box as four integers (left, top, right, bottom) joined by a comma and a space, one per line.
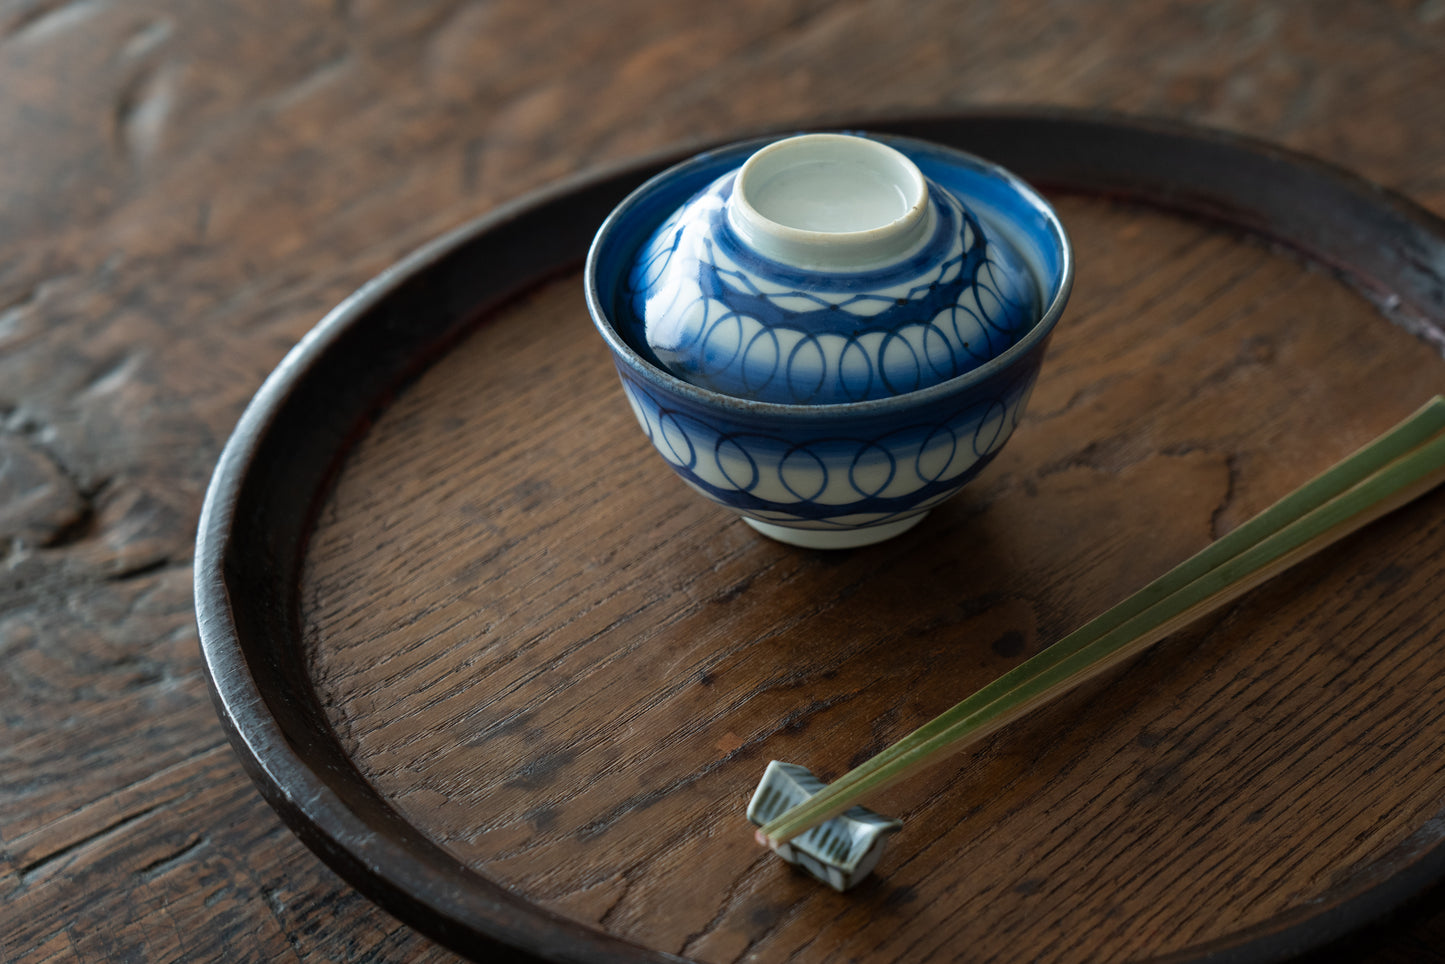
727, 134, 933, 270
627, 133, 1042, 407
586, 132, 1073, 548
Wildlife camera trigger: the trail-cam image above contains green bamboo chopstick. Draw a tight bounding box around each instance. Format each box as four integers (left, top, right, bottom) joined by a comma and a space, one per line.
759, 397, 1445, 846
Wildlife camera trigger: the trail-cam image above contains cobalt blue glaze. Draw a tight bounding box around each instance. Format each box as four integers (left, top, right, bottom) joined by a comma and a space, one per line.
586, 133, 1073, 547
628, 171, 1041, 404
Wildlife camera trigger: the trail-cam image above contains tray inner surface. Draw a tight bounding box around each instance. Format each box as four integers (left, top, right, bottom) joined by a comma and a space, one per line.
300, 195, 1445, 963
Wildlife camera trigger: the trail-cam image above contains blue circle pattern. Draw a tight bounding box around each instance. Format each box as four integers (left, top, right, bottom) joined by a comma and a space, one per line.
615, 365, 1037, 531
625, 172, 1040, 405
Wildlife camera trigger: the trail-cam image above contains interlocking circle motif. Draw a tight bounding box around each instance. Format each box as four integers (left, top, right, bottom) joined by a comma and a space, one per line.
616, 373, 1031, 530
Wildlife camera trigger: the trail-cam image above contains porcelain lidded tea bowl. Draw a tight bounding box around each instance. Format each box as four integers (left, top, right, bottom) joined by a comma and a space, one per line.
586, 132, 1073, 549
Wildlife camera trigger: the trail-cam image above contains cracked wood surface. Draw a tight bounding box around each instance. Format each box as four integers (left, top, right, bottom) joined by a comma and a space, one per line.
3, 1, 1445, 962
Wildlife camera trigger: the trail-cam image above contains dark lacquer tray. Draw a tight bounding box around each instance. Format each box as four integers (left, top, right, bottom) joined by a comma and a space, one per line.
196, 110, 1445, 964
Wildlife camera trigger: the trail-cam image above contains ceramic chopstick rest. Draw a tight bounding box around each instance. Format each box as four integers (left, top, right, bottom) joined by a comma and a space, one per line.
746, 761, 901, 892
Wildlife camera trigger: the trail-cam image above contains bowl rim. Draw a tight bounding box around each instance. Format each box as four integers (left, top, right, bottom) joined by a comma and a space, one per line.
584, 130, 1075, 421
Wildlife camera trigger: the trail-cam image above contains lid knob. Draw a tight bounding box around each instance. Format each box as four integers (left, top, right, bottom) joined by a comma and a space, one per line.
727, 134, 933, 270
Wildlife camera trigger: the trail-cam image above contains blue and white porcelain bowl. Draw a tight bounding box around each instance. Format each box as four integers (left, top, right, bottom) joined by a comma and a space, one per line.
586, 132, 1073, 549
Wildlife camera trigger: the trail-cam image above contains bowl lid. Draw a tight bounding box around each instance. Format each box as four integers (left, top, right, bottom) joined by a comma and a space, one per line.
623, 133, 1042, 405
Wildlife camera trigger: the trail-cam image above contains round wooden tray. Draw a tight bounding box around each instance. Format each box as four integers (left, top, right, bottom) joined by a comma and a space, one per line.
196, 110, 1445, 963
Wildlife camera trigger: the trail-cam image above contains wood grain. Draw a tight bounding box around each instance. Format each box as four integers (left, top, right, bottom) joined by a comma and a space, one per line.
299, 196, 1445, 962
3, 0, 1445, 961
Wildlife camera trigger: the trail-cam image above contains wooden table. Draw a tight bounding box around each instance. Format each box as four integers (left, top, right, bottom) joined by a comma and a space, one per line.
4, 2, 1445, 961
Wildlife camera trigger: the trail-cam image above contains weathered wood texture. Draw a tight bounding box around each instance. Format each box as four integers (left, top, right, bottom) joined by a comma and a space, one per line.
3, 1, 1445, 962
299, 198, 1445, 963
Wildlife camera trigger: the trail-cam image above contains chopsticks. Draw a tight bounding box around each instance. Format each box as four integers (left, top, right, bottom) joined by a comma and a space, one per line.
757, 396, 1445, 848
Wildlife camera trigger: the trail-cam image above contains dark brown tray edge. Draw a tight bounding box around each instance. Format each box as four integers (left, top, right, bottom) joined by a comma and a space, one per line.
195, 108, 1445, 964
195, 159, 690, 964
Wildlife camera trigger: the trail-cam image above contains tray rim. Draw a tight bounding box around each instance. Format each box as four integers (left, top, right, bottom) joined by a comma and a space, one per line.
195, 107, 1445, 964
